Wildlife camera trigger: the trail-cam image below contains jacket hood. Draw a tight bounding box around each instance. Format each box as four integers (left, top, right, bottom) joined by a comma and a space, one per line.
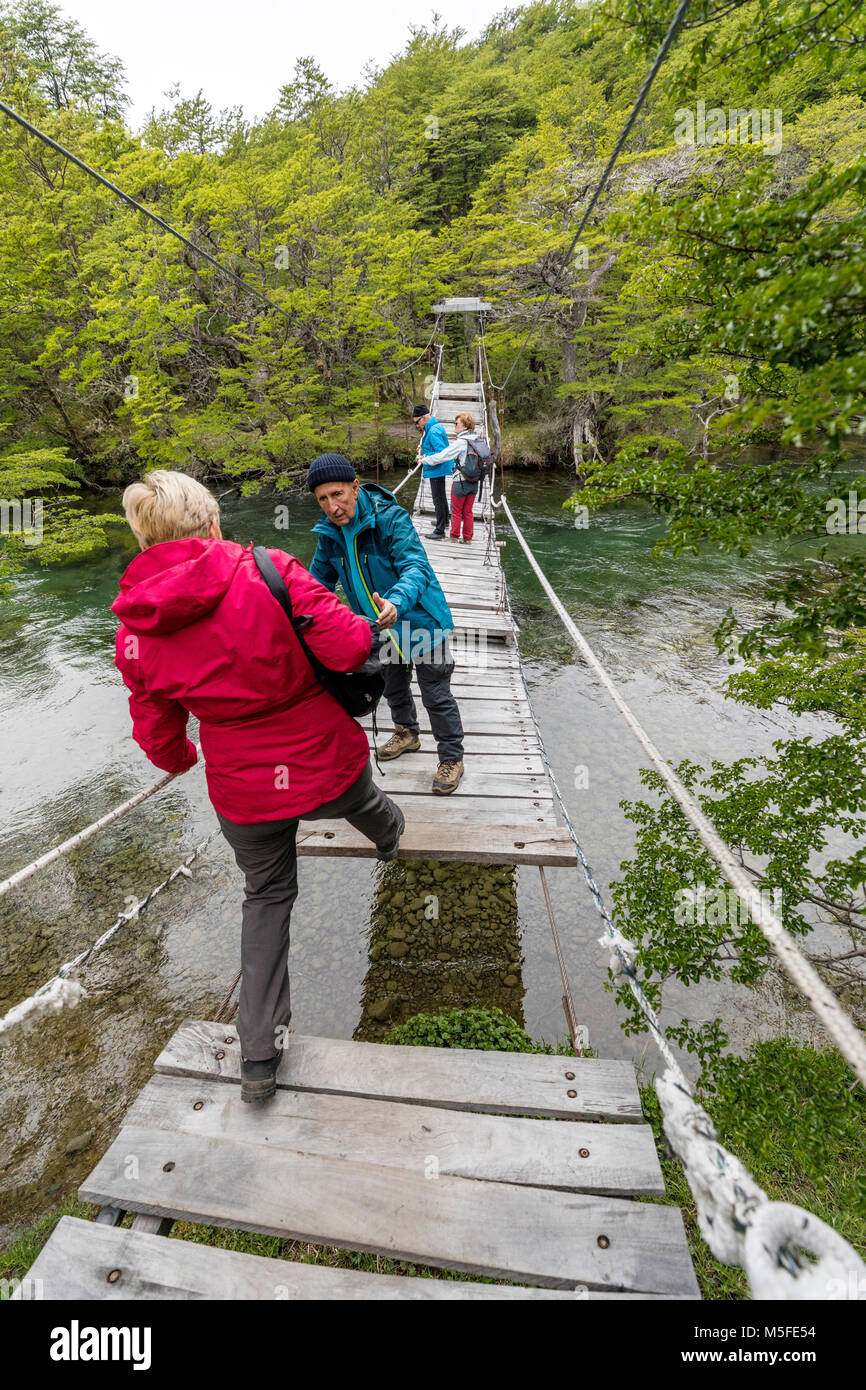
113, 538, 245, 635
311, 482, 400, 538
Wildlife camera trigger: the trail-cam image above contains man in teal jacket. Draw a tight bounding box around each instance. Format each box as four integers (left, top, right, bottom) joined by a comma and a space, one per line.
413, 403, 452, 539
307, 453, 465, 795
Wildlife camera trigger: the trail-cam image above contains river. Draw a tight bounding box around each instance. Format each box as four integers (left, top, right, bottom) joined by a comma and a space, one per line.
0, 469, 837, 1239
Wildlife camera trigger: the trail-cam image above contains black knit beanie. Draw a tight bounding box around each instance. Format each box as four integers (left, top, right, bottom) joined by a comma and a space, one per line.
306, 452, 357, 493
412, 404, 429, 420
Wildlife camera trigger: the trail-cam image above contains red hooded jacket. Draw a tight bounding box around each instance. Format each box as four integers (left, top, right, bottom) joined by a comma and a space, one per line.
112, 538, 373, 823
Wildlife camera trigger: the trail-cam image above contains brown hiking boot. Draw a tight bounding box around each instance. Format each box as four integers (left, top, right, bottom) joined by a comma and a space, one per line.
377, 724, 421, 761
432, 759, 464, 795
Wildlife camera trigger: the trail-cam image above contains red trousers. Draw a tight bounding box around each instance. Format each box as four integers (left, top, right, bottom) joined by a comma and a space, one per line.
450, 486, 475, 540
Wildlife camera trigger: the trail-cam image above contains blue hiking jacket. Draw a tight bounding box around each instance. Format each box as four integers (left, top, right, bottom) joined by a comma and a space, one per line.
309, 484, 454, 657
419, 416, 452, 479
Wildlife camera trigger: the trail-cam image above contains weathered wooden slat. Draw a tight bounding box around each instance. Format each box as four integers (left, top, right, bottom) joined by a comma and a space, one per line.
372, 750, 546, 775
417, 539, 492, 563
447, 667, 522, 687
155, 1022, 639, 1121
125, 1073, 666, 1196
295, 819, 577, 864
131, 1211, 174, 1235
363, 703, 534, 734
434, 683, 526, 701
366, 733, 541, 757
434, 381, 486, 398
444, 609, 515, 639
26, 1218, 691, 1300
369, 765, 552, 800
437, 587, 504, 611
78, 1126, 698, 1295
380, 795, 554, 826
366, 728, 536, 750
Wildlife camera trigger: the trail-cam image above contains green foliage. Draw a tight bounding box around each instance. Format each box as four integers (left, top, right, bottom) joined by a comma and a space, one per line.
386, 1005, 574, 1054
0, 444, 125, 591
386, 1005, 537, 1051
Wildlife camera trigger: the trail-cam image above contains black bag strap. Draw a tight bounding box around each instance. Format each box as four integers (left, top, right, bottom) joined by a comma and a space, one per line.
252, 546, 316, 645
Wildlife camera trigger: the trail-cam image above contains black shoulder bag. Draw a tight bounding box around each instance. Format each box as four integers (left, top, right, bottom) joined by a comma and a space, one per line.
252, 546, 384, 720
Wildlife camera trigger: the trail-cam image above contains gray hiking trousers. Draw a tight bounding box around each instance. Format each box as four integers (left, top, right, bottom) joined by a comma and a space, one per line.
217, 760, 400, 1060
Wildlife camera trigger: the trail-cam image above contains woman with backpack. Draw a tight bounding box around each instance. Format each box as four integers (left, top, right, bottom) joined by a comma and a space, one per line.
112, 469, 403, 1104
419, 411, 487, 543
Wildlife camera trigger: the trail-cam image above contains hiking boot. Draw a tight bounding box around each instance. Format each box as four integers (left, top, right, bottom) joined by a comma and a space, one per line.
377, 804, 405, 862
432, 759, 464, 795
241, 1053, 281, 1104
426, 531, 446, 540
377, 724, 421, 761
449, 534, 460, 542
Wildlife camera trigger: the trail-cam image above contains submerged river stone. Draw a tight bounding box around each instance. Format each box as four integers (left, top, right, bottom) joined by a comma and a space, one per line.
355, 860, 525, 1041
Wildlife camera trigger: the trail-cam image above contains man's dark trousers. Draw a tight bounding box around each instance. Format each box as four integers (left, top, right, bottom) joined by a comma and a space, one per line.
382, 641, 464, 763
217, 762, 400, 1061
428, 475, 450, 535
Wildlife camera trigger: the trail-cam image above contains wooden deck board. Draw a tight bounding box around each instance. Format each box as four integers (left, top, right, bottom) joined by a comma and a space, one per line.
155, 1022, 642, 1121
78, 1126, 698, 1295
294, 820, 577, 864
23, 1218, 695, 1300
124, 1072, 666, 1196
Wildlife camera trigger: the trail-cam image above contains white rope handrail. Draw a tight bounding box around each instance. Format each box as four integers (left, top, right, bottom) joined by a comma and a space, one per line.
391, 459, 423, 496
497, 497, 866, 1297
495, 491, 866, 1089
0, 823, 221, 1042
0, 745, 203, 901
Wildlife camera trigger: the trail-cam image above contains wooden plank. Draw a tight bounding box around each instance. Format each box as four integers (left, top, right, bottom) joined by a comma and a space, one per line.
447, 667, 522, 687
442, 608, 514, 637
420, 548, 496, 569
25, 1218, 690, 1300
364, 708, 535, 736
435, 684, 525, 701
126, 1073, 665, 1196
365, 695, 532, 721
295, 820, 577, 864
367, 733, 542, 757
436, 384, 486, 399
372, 751, 546, 775
156, 1022, 639, 1121
370, 765, 552, 800
78, 1126, 698, 1295
432, 402, 485, 422
364, 795, 556, 827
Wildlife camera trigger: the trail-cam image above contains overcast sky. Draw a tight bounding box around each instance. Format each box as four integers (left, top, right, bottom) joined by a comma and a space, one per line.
63, 0, 511, 128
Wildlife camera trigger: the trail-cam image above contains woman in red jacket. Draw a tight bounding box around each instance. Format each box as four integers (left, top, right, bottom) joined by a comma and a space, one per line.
113, 469, 403, 1102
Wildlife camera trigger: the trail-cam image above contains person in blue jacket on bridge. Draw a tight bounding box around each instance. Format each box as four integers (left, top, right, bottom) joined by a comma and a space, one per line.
412, 402, 452, 539
307, 453, 465, 796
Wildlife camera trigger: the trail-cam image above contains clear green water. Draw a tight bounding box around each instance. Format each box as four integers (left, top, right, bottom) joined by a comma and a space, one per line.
0, 469, 837, 1235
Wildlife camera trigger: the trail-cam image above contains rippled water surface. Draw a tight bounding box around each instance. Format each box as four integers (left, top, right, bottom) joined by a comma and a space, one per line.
0, 470, 838, 1238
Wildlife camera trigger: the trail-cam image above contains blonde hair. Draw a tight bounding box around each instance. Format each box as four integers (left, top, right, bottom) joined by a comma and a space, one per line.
122, 470, 219, 548
456, 411, 476, 432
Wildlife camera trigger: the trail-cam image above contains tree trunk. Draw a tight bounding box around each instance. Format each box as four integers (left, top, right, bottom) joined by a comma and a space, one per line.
562, 253, 617, 474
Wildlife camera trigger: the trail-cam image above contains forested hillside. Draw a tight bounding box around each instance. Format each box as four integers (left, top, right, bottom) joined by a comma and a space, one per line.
1, 0, 863, 494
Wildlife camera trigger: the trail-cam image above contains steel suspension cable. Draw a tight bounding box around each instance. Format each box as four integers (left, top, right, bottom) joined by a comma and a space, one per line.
0, 99, 441, 385
484, 0, 691, 393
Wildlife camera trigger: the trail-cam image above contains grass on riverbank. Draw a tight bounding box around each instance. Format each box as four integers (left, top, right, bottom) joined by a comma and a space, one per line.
2, 1016, 863, 1299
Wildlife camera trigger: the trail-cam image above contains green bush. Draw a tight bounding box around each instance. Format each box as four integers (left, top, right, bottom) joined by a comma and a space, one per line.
385, 1005, 572, 1053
